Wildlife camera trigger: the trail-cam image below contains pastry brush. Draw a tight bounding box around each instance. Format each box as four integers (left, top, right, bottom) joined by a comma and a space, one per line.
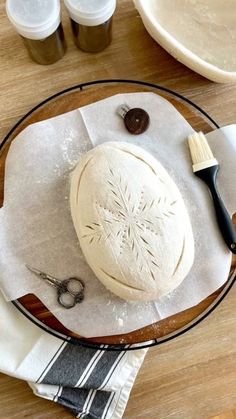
188, 131, 236, 254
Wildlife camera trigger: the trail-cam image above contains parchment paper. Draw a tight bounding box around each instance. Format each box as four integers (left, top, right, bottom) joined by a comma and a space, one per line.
0, 92, 235, 337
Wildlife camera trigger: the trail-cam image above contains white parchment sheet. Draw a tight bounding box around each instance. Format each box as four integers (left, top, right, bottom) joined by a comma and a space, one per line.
0, 93, 235, 337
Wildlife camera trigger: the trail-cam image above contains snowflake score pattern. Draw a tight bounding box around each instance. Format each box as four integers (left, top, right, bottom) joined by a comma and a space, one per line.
82, 167, 177, 281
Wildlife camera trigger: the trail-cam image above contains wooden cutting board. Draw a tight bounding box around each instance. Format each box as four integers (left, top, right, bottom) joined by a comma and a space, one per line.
0, 81, 235, 347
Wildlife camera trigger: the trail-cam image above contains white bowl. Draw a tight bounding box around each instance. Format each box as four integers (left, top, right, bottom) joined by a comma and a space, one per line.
134, 0, 236, 83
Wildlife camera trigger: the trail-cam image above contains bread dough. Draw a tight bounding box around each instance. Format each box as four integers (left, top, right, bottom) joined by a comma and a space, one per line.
134, 0, 236, 82
143, 0, 236, 72
70, 142, 194, 301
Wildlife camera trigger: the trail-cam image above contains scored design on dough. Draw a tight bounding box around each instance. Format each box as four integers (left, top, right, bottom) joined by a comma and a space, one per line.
82, 167, 178, 280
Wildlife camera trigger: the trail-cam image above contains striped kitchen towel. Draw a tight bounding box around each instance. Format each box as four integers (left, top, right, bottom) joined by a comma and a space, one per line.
0, 291, 147, 418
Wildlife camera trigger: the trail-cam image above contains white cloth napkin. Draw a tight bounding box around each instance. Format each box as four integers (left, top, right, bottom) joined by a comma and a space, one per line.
0, 289, 147, 418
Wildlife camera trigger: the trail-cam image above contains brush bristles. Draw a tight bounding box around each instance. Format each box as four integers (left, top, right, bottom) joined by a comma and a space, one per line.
188, 132, 218, 172
188, 132, 214, 164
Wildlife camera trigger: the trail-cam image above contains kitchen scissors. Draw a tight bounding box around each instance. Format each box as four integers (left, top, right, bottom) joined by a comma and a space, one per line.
26, 264, 85, 309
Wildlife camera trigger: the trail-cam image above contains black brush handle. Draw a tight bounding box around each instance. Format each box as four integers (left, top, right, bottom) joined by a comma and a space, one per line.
196, 165, 236, 254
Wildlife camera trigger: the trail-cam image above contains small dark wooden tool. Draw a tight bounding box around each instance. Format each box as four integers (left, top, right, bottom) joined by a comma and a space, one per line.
117, 104, 150, 134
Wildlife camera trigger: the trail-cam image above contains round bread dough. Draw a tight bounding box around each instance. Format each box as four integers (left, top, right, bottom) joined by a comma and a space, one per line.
134, 0, 236, 82
70, 142, 194, 301
150, 0, 236, 72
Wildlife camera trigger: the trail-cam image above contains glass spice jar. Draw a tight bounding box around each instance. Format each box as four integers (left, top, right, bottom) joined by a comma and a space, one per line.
64, 0, 116, 53
6, 0, 66, 65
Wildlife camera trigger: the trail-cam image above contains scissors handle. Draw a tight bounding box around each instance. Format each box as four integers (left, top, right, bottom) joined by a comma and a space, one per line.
57, 277, 85, 309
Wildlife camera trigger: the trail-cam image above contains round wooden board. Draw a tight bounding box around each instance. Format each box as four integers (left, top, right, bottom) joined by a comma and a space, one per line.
0, 81, 235, 348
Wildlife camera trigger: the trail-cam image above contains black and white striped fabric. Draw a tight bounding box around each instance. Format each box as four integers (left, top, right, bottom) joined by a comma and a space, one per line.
0, 292, 147, 419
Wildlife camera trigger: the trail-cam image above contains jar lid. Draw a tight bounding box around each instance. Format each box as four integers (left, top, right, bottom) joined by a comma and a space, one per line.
64, 0, 116, 26
6, 0, 61, 40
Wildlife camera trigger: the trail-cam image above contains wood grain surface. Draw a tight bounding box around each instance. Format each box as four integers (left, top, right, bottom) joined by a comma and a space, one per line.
0, 0, 236, 418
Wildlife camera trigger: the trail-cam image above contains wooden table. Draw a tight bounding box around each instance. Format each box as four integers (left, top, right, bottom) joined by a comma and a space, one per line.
0, 1, 235, 418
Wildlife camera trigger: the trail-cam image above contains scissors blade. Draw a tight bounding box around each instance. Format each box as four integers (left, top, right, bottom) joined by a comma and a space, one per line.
26, 264, 45, 277
25, 264, 58, 284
